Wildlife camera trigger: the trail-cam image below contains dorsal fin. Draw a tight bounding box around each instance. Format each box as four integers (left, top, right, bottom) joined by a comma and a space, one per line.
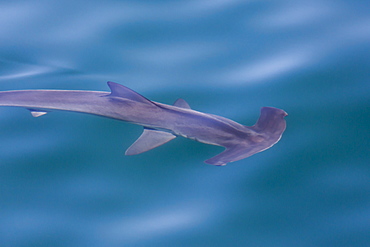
107, 81, 156, 106
125, 128, 176, 155
173, 98, 191, 109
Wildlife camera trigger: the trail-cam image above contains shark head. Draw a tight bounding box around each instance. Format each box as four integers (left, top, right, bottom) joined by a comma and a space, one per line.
205, 107, 287, 166
252, 107, 287, 136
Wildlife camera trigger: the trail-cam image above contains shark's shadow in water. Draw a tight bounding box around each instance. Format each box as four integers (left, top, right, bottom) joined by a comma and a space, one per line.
0, 81, 287, 166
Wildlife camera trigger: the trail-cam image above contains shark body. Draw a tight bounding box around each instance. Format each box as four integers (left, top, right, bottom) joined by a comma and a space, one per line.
0, 81, 287, 166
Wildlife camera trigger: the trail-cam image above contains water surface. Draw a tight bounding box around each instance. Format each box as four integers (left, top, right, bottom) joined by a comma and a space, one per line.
0, 0, 369, 246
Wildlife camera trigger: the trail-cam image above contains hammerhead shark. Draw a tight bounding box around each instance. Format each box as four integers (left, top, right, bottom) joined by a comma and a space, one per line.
0, 81, 287, 166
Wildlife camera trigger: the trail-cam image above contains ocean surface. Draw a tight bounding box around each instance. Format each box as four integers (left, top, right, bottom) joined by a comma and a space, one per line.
0, 1, 369, 246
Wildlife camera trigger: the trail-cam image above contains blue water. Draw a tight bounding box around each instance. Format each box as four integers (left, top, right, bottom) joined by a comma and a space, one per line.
1, 1, 369, 246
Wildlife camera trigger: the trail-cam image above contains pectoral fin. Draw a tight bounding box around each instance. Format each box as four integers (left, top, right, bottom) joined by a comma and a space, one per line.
125, 128, 176, 155
204, 142, 270, 166
204, 147, 244, 166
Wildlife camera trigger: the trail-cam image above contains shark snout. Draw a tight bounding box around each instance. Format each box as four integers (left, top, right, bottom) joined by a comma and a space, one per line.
252, 107, 287, 135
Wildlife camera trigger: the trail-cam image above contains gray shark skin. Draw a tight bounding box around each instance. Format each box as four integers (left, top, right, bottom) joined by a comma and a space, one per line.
0, 81, 287, 166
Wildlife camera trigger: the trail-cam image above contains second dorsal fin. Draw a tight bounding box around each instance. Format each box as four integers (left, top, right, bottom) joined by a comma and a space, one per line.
173, 98, 191, 109
107, 81, 156, 106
